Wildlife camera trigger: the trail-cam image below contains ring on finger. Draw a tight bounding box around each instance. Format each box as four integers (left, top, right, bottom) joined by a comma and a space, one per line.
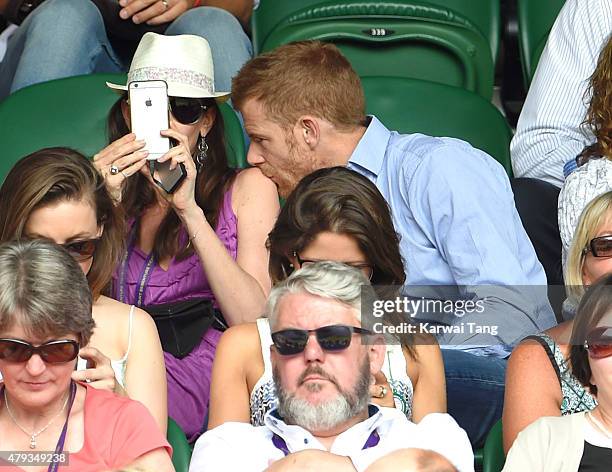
378, 385, 387, 398
161, 0, 169, 9
109, 164, 120, 175
121, 170, 129, 179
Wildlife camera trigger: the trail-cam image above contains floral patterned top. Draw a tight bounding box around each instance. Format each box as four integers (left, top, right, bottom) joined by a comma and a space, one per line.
527, 333, 597, 415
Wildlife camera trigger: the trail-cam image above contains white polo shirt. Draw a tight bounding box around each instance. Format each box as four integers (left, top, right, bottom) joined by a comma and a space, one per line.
189, 405, 474, 471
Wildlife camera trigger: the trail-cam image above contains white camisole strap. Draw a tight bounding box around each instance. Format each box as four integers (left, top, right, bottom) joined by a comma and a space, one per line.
255, 317, 273, 376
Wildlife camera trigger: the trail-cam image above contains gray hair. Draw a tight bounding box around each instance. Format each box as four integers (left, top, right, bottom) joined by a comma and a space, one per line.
266, 261, 370, 330
0, 240, 94, 344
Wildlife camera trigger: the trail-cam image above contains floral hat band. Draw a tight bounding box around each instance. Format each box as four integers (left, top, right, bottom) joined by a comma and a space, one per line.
106, 32, 230, 101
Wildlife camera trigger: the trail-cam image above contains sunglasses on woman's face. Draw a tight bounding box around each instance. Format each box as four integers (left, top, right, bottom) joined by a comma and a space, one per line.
584, 326, 612, 359
584, 235, 612, 258
293, 252, 374, 280
169, 97, 208, 125
61, 238, 100, 262
0, 339, 80, 364
271, 324, 373, 356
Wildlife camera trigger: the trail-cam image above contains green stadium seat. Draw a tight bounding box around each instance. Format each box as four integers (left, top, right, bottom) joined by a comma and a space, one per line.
167, 417, 192, 472
483, 419, 505, 472
254, 0, 501, 59
0, 74, 246, 182
253, 0, 496, 99
362, 76, 512, 175
517, 0, 566, 86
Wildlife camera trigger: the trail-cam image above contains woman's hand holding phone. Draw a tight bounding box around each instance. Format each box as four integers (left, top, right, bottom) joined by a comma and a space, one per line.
93, 133, 149, 202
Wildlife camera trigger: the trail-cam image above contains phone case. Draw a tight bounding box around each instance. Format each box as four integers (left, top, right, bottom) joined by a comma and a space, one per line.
129, 80, 170, 160
150, 160, 187, 194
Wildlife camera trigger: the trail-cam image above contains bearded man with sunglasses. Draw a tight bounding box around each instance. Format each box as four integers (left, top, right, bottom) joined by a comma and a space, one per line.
190, 262, 473, 472
0, 240, 173, 471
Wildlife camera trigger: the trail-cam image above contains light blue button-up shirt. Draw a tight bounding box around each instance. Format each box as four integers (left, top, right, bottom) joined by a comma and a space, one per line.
348, 117, 556, 353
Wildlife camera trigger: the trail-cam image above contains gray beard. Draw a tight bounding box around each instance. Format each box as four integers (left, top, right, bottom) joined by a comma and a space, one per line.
274, 356, 371, 432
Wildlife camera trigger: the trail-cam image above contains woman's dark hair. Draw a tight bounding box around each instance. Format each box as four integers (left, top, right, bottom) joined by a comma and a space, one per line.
107, 95, 235, 261
267, 167, 418, 353
268, 166, 405, 286
570, 273, 612, 396
0, 147, 124, 300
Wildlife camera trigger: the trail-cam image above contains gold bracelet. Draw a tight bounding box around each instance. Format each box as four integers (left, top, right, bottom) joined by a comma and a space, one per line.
186, 229, 199, 249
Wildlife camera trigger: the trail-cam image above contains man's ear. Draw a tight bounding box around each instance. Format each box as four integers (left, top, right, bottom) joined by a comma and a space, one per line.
367, 334, 386, 375
296, 116, 320, 149
121, 99, 131, 130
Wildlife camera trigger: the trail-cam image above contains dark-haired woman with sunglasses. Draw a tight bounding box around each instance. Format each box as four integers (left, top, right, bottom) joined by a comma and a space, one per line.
0, 147, 167, 433
93, 34, 279, 441
0, 240, 173, 471
504, 274, 612, 471
503, 192, 612, 453
208, 167, 446, 430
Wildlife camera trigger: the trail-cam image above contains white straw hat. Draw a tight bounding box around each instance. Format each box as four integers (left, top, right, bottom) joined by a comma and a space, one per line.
106, 32, 230, 100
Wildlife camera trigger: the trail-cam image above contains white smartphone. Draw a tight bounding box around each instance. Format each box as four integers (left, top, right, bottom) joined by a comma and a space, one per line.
129, 80, 170, 160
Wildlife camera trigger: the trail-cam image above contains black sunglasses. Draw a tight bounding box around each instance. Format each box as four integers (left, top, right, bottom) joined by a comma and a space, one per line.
0, 339, 80, 364
293, 252, 373, 280
169, 97, 208, 125
584, 235, 612, 258
61, 238, 100, 262
271, 324, 373, 356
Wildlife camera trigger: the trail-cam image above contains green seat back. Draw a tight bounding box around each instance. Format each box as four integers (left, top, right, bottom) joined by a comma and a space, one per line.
254, 0, 495, 99
254, 0, 500, 60
517, 0, 566, 86
362, 76, 512, 175
483, 419, 505, 472
167, 417, 192, 472
0, 74, 246, 182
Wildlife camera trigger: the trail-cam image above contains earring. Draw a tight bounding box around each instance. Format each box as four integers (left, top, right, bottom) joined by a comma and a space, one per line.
196, 135, 208, 171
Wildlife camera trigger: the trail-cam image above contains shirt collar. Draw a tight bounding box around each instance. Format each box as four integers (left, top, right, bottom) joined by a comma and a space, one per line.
263, 404, 384, 453
348, 115, 391, 179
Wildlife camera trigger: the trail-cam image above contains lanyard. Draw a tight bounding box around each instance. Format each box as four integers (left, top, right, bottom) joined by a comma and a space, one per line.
118, 227, 156, 307
271, 429, 380, 456
47, 381, 77, 472
0, 381, 77, 472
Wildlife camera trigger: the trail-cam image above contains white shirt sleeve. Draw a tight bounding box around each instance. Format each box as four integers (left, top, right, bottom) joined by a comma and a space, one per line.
189, 423, 280, 472
350, 413, 474, 472
510, 0, 612, 187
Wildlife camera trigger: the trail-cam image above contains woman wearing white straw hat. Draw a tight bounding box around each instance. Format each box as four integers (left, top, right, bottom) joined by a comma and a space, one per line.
94, 32, 279, 442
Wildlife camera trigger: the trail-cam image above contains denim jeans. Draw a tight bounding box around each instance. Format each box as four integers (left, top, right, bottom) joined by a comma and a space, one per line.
0, 0, 252, 99
442, 348, 507, 449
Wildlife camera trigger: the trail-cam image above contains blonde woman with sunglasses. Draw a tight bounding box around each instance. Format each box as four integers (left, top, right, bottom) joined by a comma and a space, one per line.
0, 147, 167, 433
503, 191, 612, 453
